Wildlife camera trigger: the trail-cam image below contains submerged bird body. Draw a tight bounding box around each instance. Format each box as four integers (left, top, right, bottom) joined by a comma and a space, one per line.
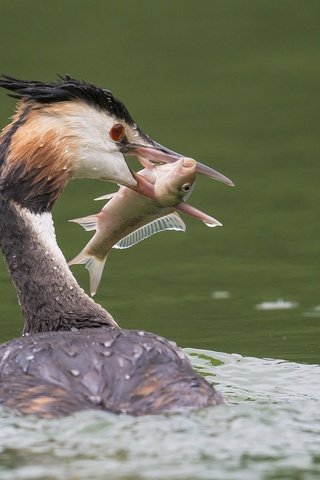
0, 329, 222, 418
0, 75, 230, 417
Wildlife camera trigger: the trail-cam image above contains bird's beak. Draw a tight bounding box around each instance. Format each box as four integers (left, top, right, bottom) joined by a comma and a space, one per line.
128, 170, 157, 199
123, 140, 234, 187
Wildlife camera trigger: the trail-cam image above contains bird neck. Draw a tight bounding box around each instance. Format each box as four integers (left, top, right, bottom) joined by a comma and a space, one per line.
0, 195, 117, 334
0, 101, 117, 333
0, 102, 74, 213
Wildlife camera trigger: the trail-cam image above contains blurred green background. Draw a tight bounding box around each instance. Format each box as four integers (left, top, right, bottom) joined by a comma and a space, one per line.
0, 0, 319, 363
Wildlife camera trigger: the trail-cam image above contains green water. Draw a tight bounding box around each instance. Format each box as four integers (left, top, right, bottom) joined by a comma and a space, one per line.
0, 1, 319, 478
0, 0, 319, 363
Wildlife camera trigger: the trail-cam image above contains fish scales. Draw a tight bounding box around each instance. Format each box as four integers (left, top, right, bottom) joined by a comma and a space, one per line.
69, 158, 196, 295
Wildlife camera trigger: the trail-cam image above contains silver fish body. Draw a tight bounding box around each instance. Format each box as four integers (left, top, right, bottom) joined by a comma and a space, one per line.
69, 158, 200, 295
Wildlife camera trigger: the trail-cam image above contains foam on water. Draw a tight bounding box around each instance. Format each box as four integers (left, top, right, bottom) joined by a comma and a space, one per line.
0, 349, 319, 480
255, 299, 299, 311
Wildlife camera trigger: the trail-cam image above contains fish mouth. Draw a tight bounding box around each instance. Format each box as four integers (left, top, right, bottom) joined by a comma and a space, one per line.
123, 141, 234, 187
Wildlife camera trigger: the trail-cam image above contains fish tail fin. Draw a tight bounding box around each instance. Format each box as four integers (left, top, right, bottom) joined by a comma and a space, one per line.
69, 214, 98, 232
68, 250, 108, 296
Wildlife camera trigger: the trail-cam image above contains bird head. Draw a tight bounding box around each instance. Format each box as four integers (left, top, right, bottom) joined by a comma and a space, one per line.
0, 75, 233, 213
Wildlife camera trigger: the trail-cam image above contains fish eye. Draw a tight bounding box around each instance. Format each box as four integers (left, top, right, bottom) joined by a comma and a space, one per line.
181, 183, 192, 193
109, 123, 125, 142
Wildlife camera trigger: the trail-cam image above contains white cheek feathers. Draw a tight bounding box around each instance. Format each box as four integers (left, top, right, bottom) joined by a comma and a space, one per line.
48, 102, 137, 188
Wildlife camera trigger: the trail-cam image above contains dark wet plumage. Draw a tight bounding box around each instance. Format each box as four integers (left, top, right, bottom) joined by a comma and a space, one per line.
0, 329, 223, 418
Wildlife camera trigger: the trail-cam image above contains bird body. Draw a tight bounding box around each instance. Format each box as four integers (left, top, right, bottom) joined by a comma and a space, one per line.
0, 329, 223, 418
0, 76, 230, 417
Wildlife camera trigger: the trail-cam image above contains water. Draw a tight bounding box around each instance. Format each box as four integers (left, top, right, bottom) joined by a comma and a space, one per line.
0, 0, 320, 478
0, 0, 319, 364
0, 350, 319, 480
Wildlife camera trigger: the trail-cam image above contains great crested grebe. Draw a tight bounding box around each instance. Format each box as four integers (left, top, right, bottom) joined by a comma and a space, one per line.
0, 75, 226, 417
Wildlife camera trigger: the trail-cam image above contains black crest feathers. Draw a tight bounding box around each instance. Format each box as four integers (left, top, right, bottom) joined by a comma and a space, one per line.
0, 74, 134, 124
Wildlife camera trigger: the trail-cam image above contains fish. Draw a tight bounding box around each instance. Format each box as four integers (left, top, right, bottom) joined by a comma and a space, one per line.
69, 157, 222, 296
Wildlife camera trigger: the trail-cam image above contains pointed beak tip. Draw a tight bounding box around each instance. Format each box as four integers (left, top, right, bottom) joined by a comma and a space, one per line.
195, 162, 234, 187
205, 220, 223, 227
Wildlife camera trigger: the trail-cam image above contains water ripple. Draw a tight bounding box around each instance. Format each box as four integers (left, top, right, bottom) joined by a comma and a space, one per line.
0, 349, 319, 480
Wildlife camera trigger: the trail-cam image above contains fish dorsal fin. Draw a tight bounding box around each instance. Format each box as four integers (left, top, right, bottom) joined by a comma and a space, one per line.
94, 193, 115, 201
113, 212, 186, 250
69, 215, 98, 231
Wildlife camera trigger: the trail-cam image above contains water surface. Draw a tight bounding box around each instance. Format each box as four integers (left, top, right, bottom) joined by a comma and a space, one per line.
1, 349, 319, 480
0, 1, 319, 478
0, 0, 319, 364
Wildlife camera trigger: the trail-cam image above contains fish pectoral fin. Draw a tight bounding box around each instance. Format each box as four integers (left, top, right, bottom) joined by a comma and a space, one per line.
68, 251, 107, 296
113, 212, 186, 250
69, 215, 98, 231
94, 193, 115, 201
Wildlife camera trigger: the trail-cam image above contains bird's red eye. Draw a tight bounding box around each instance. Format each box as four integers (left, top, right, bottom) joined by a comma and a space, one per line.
109, 123, 125, 142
